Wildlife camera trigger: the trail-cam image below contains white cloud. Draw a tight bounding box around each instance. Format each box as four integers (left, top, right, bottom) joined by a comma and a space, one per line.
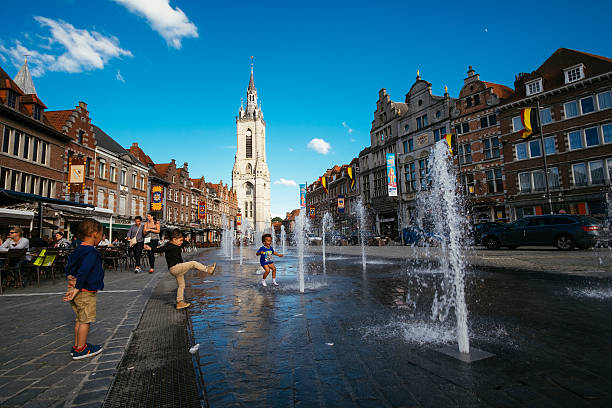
0, 17, 132, 76
112, 0, 198, 49
342, 121, 354, 134
116, 69, 125, 82
274, 178, 297, 187
308, 138, 331, 155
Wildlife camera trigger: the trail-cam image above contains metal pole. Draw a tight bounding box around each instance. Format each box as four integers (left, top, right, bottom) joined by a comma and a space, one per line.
536, 99, 553, 214
395, 154, 404, 244
38, 201, 43, 238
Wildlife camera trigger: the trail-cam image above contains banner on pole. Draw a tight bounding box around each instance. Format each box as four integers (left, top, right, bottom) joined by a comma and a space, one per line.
386, 153, 397, 197
67, 157, 85, 194
337, 195, 345, 213
151, 185, 163, 211
236, 213, 242, 226
299, 184, 306, 208
309, 205, 316, 219
198, 201, 206, 219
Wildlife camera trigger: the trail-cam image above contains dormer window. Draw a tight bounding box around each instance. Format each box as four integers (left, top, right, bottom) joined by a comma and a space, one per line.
33, 105, 41, 120
564, 64, 584, 84
7, 91, 17, 109
526, 78, 543, 96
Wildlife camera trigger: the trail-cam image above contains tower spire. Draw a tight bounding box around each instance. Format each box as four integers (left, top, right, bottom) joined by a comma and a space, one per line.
246, 56, 258, 114
14, 56, 37, 95
248, 56, 255, 90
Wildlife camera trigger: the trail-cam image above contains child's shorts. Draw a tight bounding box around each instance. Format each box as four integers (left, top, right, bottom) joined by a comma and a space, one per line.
70, 291, 97, 323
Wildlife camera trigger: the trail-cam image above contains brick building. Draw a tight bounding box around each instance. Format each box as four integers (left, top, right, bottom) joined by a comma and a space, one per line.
46, 102, 96, 205
127, 143, 169, 224
0, 62, 68, 199
499, 48, 612, 220
451, 66, 514, 222
154, 160, 192, 227
93, 126, 148, 227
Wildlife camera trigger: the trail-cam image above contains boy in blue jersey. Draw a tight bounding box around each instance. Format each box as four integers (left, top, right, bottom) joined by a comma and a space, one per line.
256, 233, 283, 286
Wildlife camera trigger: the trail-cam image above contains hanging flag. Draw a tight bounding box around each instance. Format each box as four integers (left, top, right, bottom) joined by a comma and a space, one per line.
321, 176, 328, 194
198, 201, 206, 219
386, 153, 397, 197
236, 213, 242, 226
309, 205, 316, 219
299, 184, 306, 208
338, 195, 345, 213
444, 134, 457, 156
520, 108, 539, 139
347, 167, 355, 189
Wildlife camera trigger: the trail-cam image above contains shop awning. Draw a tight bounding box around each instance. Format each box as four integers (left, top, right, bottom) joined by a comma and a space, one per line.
0, 189, 94, 208
100, 222, 131, 231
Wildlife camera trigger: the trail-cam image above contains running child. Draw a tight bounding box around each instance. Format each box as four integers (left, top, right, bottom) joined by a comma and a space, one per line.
256, 233, 283, 287
63, 219, 105, 360
145, 229, 216, 309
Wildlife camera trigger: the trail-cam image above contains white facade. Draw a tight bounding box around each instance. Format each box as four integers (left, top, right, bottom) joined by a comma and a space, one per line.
232, 66, 271, 232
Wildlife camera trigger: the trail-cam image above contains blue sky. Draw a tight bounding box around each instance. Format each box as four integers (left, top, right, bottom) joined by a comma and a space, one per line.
1, 0, 611, 218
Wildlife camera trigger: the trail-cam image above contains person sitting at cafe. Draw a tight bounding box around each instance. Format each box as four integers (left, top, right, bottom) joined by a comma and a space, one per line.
0, 227, 29, 253
98, 234, 112, 247
53, 231, 71, 248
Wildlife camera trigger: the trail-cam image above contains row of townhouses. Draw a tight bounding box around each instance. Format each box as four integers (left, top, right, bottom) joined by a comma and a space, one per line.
0, 60, 237, 241
303, 48, 612, 239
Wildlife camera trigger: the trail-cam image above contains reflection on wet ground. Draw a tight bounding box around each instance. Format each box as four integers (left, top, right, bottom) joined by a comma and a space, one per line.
187, 248, 612, 407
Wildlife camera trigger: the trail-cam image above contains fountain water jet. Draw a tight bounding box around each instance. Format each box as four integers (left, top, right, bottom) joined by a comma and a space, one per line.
294, 211, 309, 293
240, 218, 249, 265
355, 198, 367, 272
280, 225, 286, 255
321, 212, 333, 277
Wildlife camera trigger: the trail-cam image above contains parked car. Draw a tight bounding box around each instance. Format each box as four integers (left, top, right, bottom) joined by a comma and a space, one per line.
402, 227, 443, 246
481, 215, 601, 250
471, 222, 506, 246
308, 234, 322, 245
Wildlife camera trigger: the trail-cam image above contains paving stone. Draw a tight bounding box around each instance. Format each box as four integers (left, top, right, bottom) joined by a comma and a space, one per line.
2, 387, 46, 407
72, 390, 108, 405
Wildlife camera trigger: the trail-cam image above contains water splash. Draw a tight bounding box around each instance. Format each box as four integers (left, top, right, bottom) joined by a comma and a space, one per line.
355, 198, 367, 272
322, 212, 333, 278
280, 225, 287, 255
294, 211, 310, 293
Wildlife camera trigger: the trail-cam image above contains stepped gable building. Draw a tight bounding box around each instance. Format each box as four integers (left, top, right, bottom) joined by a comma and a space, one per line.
232, 64, 271, 233
128, 142, 169, 223
154, 159, 192, 227
0, 61, 69, 199
46, 102, 96, 205
499, 48, 612, 219
93, 126, 148, 223
360, 72, 454, 238
451, 66, 514, 222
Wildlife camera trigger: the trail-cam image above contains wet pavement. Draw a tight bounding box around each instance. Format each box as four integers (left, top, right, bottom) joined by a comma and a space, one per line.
187, 248, 612, 407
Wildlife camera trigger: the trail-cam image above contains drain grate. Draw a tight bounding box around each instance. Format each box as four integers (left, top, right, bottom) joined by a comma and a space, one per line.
103, 275, 201, 408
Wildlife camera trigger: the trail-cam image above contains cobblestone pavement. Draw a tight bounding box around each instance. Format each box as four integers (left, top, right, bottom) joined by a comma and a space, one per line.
0, 256, 168, 408
187, 248, 612, 407
311, 245, 612, 277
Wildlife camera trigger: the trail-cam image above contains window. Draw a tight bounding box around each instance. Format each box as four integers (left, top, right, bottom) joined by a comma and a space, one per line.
22, 135, 29, 159
132, 173, 137, 188
585, 127, 599, 147
32, 138, 38, 161
85, 158, 91, 178
41, 142, 47, 164
597, 91, 612, 109
564, 65, 584, 83
533, 171, 546, 192
403, 139, 413, 153
474, 94, 480, 105
568, 130, 582, 150
33, 105, 41, 120
246, 129, 253, 158
404, 124, 409, 132
526, 79, 542, 96
483, 137, 500, 160
572, 163, 588, 186
461, 173, 474, 195
580, 96, 595, 114
404, 162, 416, 192
516, 140, 542, 159
98, 161, 105, 179
466, 97, 472, 107
539, 108, 552, 124
519, 172, 532, 193
459, 144, 472, 164
7, 91, 17, 108
119, 195, 126, 215
435, 110, 441, 118
548, 168, 560, 189
564, 101, 578, 118
608, 158, 612, 181
603, 124, 612, 144
140, 175, 145, 190
543, 136, 556, 155
516, 143, 528, 160
121, 169, 127, 185
98, 190, 105, 208
78, 130, 84, 144
433, 127, 446, 142
485, 168, 503, 193
520, 169, 559, 193
245, 183, 253, 196
2, 127, 10, 153
13, 131, 20, 156
462, 122, 469, 134
589, 160, 605, 184
416, 114, 428, 129
529, 139, 541, 157
132, 198, 137, 217
418, 159, 429, 190
512, 116, 524, 132
109, 166, 116, 182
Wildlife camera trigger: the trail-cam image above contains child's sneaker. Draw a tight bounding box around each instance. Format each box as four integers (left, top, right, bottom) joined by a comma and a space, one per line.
176, 301, 191, 309
272, 279, 279, 286
148, 268, 154, 274
134, 267, 140, 274
261, 279, 267, 287
72, 343, 103, 360
208, 263, 216, 275
70, 346, 75, 357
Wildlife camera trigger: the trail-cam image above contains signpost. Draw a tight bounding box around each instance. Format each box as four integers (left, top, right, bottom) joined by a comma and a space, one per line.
386, 153, 397, 197
67, 157, 85, 195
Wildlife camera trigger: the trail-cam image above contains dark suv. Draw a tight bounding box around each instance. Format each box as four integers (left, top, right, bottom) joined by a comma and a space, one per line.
481, 215, 601, 250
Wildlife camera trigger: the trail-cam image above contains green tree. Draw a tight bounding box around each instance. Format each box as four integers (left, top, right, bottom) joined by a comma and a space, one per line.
271, 216, 283, 223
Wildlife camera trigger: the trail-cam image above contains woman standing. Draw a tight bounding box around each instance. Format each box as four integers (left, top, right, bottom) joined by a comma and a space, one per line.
143, 212, 161, 273
126, 216, 144, 273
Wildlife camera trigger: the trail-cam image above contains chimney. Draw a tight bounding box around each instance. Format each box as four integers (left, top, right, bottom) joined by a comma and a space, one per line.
131, 142, 139, 148
171, 159, 176, 165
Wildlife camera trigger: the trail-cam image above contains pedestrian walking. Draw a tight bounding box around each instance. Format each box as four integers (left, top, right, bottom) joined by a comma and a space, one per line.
63, 219, 104, 360
126, 216, 144, 273
145, 229, 215, 309
143, 212, 160, 273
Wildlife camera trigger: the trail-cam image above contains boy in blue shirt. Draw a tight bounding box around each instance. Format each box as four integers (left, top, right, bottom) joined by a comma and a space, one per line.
63, 219, 104, 360
256, 233, 283, 286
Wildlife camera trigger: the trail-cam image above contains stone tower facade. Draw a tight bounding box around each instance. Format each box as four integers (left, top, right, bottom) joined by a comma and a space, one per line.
232, 65, 271, 233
